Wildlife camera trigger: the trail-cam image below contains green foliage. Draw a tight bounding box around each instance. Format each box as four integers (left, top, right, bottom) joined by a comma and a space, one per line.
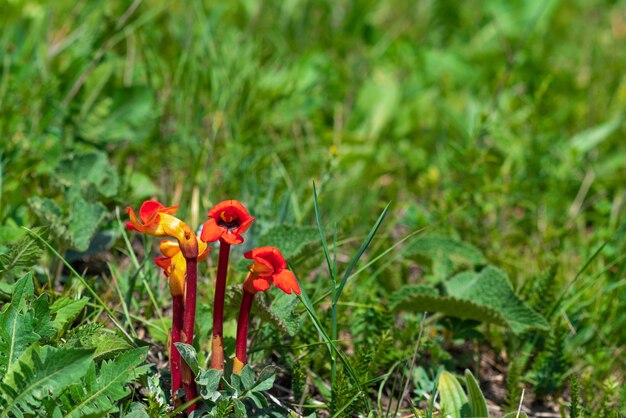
570, 375, 580, 418
0, 346, 94, 418
390, 266, 550, 335
437, 371, 471, 418
465, 370, 489, 418
257, 224, 319, 259
59, 348, 149, 417
0, 227, 47, 281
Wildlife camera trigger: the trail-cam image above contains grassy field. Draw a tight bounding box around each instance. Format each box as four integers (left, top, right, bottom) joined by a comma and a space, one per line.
1, 0, 625, 417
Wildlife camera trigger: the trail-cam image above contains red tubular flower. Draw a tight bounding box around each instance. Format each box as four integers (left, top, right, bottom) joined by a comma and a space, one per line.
200, 200, 255, 245
243, 246, 301, 295
234, 246, 300, 375
201, 200, 255, 371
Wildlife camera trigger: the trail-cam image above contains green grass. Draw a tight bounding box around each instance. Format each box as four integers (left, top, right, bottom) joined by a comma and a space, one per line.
1, 0, 625, 416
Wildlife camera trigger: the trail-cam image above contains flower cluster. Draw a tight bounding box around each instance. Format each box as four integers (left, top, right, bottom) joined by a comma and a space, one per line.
126, 199, 299, 412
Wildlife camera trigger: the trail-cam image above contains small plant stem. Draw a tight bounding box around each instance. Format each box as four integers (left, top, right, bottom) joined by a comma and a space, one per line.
171, 294, 184, 404
234, 289, 255, 375
330, 303, 338, 386
210, 241, 230, 370
182, 256, 199, 414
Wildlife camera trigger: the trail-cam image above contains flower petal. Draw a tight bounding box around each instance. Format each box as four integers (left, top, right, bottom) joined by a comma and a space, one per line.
251, 277, 271, 292
235, 216, 255, 235
159, 240, 180, 258
272, 269, 300, 295
221, 232, 243, 245
154, 256, 171, 270
139, 200, 165, 223
200, 218, 224, 243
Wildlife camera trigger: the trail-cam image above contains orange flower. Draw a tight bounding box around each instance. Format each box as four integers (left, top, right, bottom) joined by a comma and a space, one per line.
200, 200, 255, 245
127, 200, 198, 257
243, 246, 300, 295
155, 239, 211, 296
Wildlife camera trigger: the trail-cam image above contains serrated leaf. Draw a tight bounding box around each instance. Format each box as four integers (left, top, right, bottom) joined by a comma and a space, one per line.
196, 369, 222, 401
0, 227, 47, 278
438, 371, 470, 418
446, 267, 550, 334
76, 328, 134, 361
0, 275, 53, 377
257, 224, 319, 259
61, 347, 148, 418
54, 151, 119, 198
174, 343, 199, 375
0, 346, 93, 418
50, 297, 89, 330
390, 285, 508, 328
464, 370, 489, 418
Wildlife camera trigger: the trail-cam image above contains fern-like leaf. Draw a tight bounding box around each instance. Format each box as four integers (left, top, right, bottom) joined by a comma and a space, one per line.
0, 346, 93, 418
61, 347, 149, 418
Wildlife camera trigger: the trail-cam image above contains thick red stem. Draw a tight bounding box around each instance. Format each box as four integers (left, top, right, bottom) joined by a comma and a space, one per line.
235, 290, 255, 369
171, 294, 184, 404
182, 256, 199, 413
210, 241, 230, 370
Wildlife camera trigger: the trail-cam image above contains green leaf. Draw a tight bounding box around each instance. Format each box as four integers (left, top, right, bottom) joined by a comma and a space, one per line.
249, 366, 276, 393
174, 343, 199, 375
87, 331, 134, 361
0, 275, 53, 377
0, 227, 47, 278
66, 187, 108, 252
438, 371, 470, 418
257, 224, 319, 259
405, 235, 486, 279
233, 398, 247, 418
569, 116, 622, 154
240, 365, 255, 391
195, 369, 222, 401
0, 346, 94, 418
446, 267, 550, 334
54, 151, 119, 198
50, 297, 89, 330
390, 285, 508, 328
61, 347, 148, 418
464, 370, 489, 418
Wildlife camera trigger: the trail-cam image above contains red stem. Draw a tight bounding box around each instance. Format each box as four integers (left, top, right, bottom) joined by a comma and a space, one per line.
210, 241, 230, 370
235, 290, 255, 366
171, 294, 184, 404
182, 256, 199, 413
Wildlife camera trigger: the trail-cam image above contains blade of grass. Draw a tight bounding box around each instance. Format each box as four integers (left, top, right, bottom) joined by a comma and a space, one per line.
313, 181, 335, 281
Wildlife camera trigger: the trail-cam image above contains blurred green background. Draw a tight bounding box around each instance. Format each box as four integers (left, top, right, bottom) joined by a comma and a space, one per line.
1, 0, 625, 412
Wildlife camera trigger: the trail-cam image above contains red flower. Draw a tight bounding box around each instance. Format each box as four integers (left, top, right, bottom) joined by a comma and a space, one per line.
243, 246, 300, 295
200, 200, 255, 245
155, 239, 211, 296
127, 200, 193, 243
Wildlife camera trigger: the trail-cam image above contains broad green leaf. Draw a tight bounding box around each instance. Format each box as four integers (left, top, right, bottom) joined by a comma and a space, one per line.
249, 366, 276, 393
0, 346, 93, 418
257, 224, 319, 259
438, 371, 470, 418
174, 343, 199, 375
62, 347, 148, 418
196, 369, 222, 401
50, 297, 89, 330
240, 365, 255, 391
54, 151, 119, 198
234, 398, 247, 418
446, 267, 550, 334
66, 187, 108, 252
464, 370, 489, 418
